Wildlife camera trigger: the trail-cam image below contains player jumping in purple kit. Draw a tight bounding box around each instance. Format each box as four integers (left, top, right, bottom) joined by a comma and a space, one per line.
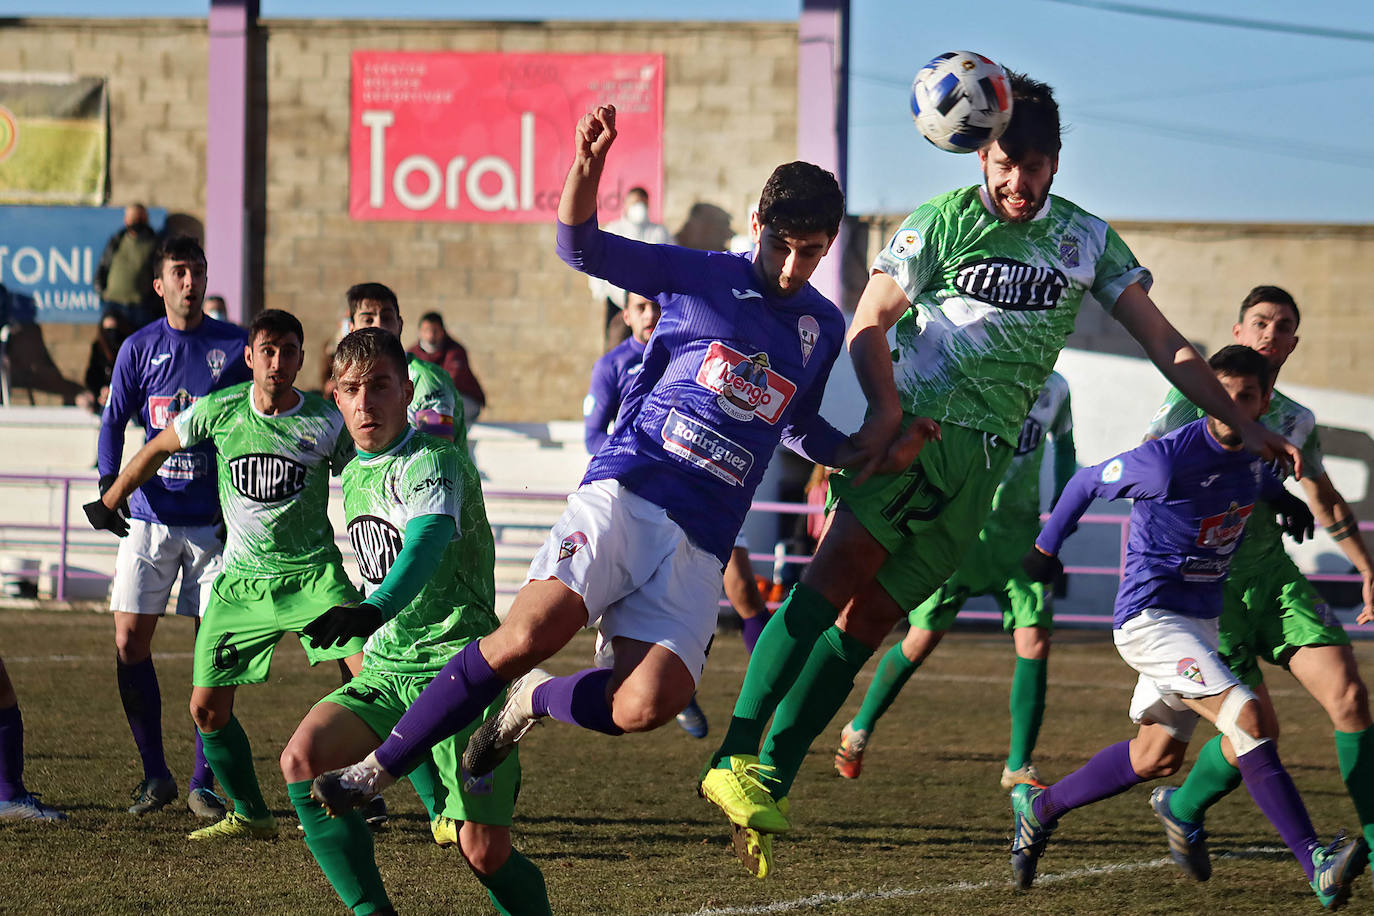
308, 103, 924, 818
1013, 345, 1368, 909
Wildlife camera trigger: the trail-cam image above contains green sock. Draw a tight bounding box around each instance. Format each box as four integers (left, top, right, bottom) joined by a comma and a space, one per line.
477, 848, 552, 916
760, 625, 874, 799
1334, 725, 1374, 849
288, 780, 391, 916
406, 755, 444, 821
199, 715, 270, 820
1169, 733, 1242, 823
850, 641, 921, 735
1007, 655, 1048, 770
713, 583, 839, 767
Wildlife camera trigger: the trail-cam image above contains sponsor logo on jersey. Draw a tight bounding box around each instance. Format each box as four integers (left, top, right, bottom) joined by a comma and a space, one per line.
1199, 473, 1220, 488
1180, 555, 1230, 582
797, 315, 819, 367
411, 474, 453, 495
207, 349, 226, 381
148, 389, 197, 429
1196, 501, 1253, 552
462, 767, 495, 795
888, 228, 921, 260
558, 531, 588, 561
158, 451, 209, 481
730, 288, 763, 300
661, 408, 755, 486
149, 353, 172, 367
1058, 235, 1080, 269
1101, 458, 1124, 484
695, 342, 797, 424
228, 453, 310, 503
953, 258, 1068, 311
349, 515, 405, 584
1176, 658, 1205, 685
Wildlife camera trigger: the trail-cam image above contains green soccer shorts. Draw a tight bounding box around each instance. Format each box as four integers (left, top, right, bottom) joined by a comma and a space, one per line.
321, 668, 520, 826
1219, 551, 1350, 687
193, 564, 365, 688
829, 421, 1014, 613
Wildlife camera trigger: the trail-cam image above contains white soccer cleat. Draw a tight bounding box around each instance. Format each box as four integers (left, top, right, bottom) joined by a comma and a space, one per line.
310, 752, 395, 817
462, 668, 553, 780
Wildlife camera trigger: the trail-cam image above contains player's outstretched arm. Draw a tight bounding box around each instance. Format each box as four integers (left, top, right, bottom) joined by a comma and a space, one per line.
1299, 473, 1374, 623
84, 425, 184, 536
1113, 283, 1303, 478
558, 104, 616, 227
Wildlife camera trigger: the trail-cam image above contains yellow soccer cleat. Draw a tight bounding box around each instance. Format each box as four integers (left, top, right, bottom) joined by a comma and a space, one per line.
187, 811, 278, 841
698, 755, 791, 834
732, 797, 789, 878
431, 815, 459, 848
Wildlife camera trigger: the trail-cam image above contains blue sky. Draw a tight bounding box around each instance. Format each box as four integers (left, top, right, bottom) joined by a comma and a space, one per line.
16, 0, 1374, 222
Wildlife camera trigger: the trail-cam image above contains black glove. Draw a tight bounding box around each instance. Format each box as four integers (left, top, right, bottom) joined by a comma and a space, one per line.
1021, 546, 1063, 584
84, 497, 129, 537
303, 604, 382, 649
1273, 490, 1315, 544
98, 473, 130, 517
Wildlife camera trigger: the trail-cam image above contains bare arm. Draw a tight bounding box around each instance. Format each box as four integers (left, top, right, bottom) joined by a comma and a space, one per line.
558, 105, 617, 227
102, 425, 184, 511
1112, 283, 1303, 478
1299, 472, 1373, 624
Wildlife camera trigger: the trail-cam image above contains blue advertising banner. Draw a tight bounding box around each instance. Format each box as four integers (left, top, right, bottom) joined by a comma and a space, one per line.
0, 205, 166, 324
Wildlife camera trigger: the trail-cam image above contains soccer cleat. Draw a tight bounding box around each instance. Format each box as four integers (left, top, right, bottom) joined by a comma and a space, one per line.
1310, 832, 1369, 910
0, 793, 67, 822
311, 753, 395, 818
127, 776, 177, 815
1149, 786, 1210, 881
732, 796, 789, 878
698, 755, 790, 834
675, 696, 709, 739
834, 722, 868, 780
431, 815, 458, 848
187, 811, 278, 841
462, 668, 551, 780
1010, 783, 1056, 890
186, 787, 227, 820
363, 794, 388, 829
1000, 761, 1047, 791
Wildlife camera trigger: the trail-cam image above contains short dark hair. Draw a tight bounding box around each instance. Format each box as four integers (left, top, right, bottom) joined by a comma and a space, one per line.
332, 327, 408, 381
1209, 344, 1272, 391
152, 236, 206, 277
997, 71, 1062, 161
1239, 285, 1300, 329
757, 161, 844, 240
248, 308, 304, 348
345, 282, 399, 320
627, 186, 649, 200
418, 311, 444, 327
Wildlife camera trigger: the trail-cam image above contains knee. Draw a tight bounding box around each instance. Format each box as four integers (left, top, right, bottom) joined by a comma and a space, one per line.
189, 700, 227, 734
610, 684, 688, 733
459, 824, 512, 877
1330, 676, 1370, 728
115, 628, 152, 664
279, 738, 315, 784
1134, 748, 1184, 781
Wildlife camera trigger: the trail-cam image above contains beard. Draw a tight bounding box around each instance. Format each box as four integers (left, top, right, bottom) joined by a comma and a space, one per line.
1207, 417, 1243, 448
986, 176, 1051, 223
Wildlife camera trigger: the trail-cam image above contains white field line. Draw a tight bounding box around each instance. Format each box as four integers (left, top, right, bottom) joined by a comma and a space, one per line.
4, 651, 194, 663
666, 847, 1287, 916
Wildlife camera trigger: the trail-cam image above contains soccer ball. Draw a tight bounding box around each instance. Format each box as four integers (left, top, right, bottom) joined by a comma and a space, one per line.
909, 51, 1012, 153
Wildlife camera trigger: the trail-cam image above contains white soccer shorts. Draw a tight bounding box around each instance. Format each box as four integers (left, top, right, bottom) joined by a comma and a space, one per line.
110, 519, 224, 618
1112, 607, 1244, 743
525, 479, 724, 684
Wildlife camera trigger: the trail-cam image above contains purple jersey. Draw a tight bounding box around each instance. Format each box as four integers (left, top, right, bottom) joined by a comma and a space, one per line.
557, 217, 848, 565
97, 316, 250, 526
1036, 418, 1282, 627
584, 336, 646, 454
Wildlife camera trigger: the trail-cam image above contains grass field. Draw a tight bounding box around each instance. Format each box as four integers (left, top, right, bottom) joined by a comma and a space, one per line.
1, 609, 1370, 915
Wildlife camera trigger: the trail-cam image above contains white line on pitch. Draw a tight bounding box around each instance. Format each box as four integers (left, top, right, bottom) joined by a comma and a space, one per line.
3, 651, 195, 664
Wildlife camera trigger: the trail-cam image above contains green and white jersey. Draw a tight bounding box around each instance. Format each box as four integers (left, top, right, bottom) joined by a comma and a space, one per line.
874, 185, 1149, 443
342, 428, 496, 676
408, 354, 467, 451
990, 370, 1073, 522
173, 382, 351, 578
1146, 385, 1324, 571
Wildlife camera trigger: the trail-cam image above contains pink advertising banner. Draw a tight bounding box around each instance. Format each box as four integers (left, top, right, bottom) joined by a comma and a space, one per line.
350, 51, 663, 223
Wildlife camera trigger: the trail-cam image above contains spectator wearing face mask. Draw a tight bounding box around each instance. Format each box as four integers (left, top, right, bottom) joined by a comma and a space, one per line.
84, 307, 134, 413
588, 186, 671, 349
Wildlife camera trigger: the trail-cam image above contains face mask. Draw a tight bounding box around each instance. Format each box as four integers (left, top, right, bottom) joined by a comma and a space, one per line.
101, 328, 122, 346
419, 338, 441, 354
625, 201, 649, 226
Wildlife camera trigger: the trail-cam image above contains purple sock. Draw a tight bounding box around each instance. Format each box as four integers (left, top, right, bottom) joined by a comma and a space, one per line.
190, 726, 214, 792
0, 704, 26, 801
373, 641, 506, 777
1237, 740, 1320, 879
1035, 740, 1141, 824
530, 668, 624, 736
740, 614, 768, 656
117, 657, 171, 781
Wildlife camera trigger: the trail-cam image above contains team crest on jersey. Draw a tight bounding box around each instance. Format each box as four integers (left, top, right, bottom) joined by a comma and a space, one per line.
797, 316, 819, 367
228, 454, 309, 503
953, 258, 1068, 311
558, 531, 588, 561
206, 349, 226, 381
1058, 236, 1080, 269
349, 515, 404, 584
696, 342, 797, 424
1177, 658, 1205, 685
888, 228, 921, 260
1196, 501, 1253, 552
147, 389, 197, 429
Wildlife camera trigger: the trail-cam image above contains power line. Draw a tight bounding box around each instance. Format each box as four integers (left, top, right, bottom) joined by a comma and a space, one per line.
1037, 0, 1374, 43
